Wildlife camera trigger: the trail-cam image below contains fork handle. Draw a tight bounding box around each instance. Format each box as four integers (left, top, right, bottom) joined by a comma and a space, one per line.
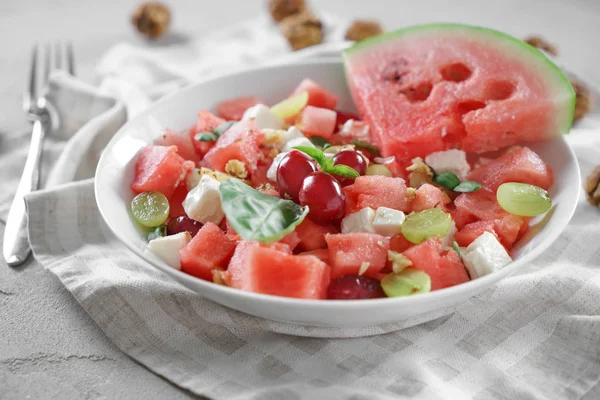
3, 119, 46, 267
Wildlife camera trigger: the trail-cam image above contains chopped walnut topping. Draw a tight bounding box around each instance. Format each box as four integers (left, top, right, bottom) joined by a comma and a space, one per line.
262, 129, 287, 147
406, 187, 417, 202
268, 0, 307, 22
406, 157, 434, 188
585, 166, 600, 207
225, 160, 248, 179
388, 251, 413, 273
524, 35, 558, 56
280, 11, 323, 51
345, 20, 384, 42
570, 77, 592, 123
212, 268, 228, 286
131, 2, 171, 39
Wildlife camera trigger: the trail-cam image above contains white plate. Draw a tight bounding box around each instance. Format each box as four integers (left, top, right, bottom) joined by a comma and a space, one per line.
95, 58, 580, 328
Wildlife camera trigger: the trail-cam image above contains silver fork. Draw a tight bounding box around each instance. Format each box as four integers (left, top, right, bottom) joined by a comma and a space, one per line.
3, 43, 75, 267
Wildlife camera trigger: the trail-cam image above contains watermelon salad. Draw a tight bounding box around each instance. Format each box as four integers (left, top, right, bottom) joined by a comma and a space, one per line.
128, 24, 575, 300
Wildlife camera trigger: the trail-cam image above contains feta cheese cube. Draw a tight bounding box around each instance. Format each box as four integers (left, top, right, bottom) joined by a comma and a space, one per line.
148, 232, 191, 270
242, 104, 284, 130
182, 175, 224, 224
283, 126, 305, 142
266, 151, 288, 182
283, 136, 315, 152
372, 207, 405, 237
462, 232, 512, 279
340, 119, 369, 139
425, 149, 471, 180
440, 221, 457, 249
341, 208, 376, 233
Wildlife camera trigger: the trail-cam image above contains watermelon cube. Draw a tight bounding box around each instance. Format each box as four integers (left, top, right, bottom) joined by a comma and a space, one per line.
343, 176, 413, 214
156, 129, 201, 163
226, 241, 330, 299
203, 130, 263, 173
131, 145, 191, 199
402, 237, 469, 291
411, 183, 450, 212
389, 233, 413, 253
300, 106, 337, 139
454, 220, 497, 247
180, 222, 237, 281
298, 249, 329, 263
468, 146, 554, 191
293, 79, 338, 110
325, 233, 390, 279
190, 111, 225, 157
279, 231, 301, 251
216, 96, 262, 121
294, 218, 338, 251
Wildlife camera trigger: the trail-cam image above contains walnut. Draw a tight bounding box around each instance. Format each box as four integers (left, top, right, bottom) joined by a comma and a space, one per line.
345, 20, 384, 42
570, 77, 592, 122
212, 268, 228, 286
406, 157, 434, 188
268, 0, 307, 22
524, 35, 558, 56
585, 166, 600, 207
280, 11, 323, 51
131, 2, 171, 39
225, 160, 248, 179
388, 251, 413, 273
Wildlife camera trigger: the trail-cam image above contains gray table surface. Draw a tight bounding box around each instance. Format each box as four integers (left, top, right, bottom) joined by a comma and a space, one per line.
1, 1, 600, 399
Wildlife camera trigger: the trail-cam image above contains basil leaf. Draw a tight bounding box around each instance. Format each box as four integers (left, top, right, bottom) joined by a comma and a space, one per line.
434, 172, 460, 190
309, 136, 330, 148
195, 132, 218, 142
453, 241, 461, 257
330, 164, 360, 179
219, 179, 309, 244
454, 181, 482, 193
352, 140, 381, 156
292, 146, 328, 169
147, 225, 167, 241
214, 121, 236, 136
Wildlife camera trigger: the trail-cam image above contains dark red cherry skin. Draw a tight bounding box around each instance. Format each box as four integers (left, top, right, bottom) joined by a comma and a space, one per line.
277, 150, 318, 202
167, 216, 203, 237
327, 275, 386, 300
298, 171, 345, 224
332, 150, 367, 186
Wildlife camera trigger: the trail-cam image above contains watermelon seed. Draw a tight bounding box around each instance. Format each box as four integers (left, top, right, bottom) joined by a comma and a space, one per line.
440, 62, 472, 82
484, 80, 515, 100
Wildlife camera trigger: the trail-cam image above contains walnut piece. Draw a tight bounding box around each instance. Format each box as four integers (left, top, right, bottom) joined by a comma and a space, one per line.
225, 160, 248, 179
345, 20, 384, 42
280, 11, 323, 51
585, 166, 600, 207
388, 251, 413, 273
406, 157, 434, 188
524, 35, 558, 56
268, 0, 307, 22
212, 268, 228, 286
570, 77, 592, 123
131, 2, 171, 39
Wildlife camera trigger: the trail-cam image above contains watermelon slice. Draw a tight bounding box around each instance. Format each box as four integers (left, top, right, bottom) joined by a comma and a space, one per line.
226, 241, 330, 299
216, 96, 262, 121
325, 233, 390, 279
131, 145, 191, 199
343, 24, 575, 160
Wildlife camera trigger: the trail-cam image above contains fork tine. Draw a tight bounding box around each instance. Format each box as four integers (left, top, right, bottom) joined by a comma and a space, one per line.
43, 43, 52, 85
23, 44, 38, 111
54, 41, 62, 70
66, 42, 75, 76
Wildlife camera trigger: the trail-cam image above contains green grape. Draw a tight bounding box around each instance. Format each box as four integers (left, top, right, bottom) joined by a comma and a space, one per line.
366, 164, 392, 177
401, 208, 451, 244
131, 191, 170, 227
381, 269, 431, 297
270, 91, 308, 119
497, 182, 552, 217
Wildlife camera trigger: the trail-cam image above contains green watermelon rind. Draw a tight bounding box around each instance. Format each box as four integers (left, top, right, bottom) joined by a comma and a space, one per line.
343, 23, 576, 135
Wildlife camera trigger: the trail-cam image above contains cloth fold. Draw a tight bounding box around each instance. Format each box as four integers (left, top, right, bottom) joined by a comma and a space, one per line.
13, 13, 600, 400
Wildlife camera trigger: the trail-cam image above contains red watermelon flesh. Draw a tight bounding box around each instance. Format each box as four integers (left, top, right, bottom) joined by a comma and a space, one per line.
343, 24, 575, 161
168, 182, 189, 218
216, 96, 262, 121
300, 106, 337, 139
402, 237, 469, 290
344, 176, 412, 214
298, 249, 330, 263
468, 146, 553, 191
131, 145, 190, 199
389, 233, 413, 253
411, 183, 450, 212
454, 220, 497, 247
180, 222, 237, 281
325, 233, 390, 279
203, 128, 263, 172
226, 241, 330, 299
156, 129, 200, 163
294, 218, 338, 251
191, 111, 225, 157
293, 79, 338, 110
279, 231, 301, 251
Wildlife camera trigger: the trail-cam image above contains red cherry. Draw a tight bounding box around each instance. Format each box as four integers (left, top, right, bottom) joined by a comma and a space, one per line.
167, 216, 203, 237
299, 171, 345, 224
332, 150, 367, 186
277, 150, 318, 202
327, 275, 386, 300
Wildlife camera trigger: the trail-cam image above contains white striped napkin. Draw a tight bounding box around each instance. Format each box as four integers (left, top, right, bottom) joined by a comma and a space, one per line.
15, 14, 600, 400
